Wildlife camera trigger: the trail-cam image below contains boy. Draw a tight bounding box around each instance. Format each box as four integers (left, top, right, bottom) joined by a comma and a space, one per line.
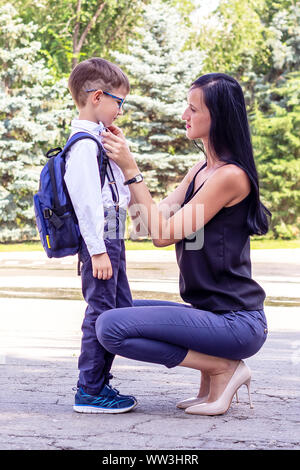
65, 58, 136, 413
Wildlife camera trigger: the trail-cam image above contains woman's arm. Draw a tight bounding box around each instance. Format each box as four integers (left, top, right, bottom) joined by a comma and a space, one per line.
124, 166, 246, 246
128, 163, 199, 237
102, 127, 248, 247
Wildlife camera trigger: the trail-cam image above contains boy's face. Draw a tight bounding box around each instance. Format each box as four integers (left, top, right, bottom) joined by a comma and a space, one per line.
94, 86, 128, 127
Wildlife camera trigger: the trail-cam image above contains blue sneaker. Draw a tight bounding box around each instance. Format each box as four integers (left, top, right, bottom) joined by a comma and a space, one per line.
73, 384, 137, 414
108, 385, 137, 404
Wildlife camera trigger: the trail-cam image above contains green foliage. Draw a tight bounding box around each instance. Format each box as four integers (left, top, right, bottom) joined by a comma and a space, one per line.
190, 0, 300, 238
251, 71, 300, 238
0, 0, 299, 240
13, 0, 150, 75
112, 0, 203, 197
192, 0, 270, 78
0, 4, 74, 241
260, 0, 300, 76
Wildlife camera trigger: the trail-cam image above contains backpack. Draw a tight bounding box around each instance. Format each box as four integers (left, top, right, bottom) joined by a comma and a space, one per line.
33, 132, 108, 258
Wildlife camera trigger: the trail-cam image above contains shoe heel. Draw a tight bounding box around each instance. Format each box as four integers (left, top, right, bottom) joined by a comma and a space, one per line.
235, 391, 239, 403
245, 378, 254, 409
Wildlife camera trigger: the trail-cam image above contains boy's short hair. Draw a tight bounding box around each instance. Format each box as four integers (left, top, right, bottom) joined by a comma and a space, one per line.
68, 57, 130, 108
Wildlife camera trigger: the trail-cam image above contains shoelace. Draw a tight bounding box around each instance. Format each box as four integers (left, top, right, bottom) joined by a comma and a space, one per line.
73, 385, 135, 401
73, 385, 119, 397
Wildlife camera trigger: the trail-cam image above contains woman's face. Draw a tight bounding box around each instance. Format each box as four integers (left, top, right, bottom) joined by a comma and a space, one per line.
182, 87, 211, 141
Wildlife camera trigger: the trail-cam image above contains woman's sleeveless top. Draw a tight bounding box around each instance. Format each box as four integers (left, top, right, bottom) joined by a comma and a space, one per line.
175, 162, 266, 313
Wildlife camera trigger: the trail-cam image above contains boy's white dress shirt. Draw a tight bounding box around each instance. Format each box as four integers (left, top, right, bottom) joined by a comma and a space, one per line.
64, 119, 131, 257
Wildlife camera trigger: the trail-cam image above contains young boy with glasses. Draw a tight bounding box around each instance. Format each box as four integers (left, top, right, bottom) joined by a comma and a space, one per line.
66, 58, 137, 413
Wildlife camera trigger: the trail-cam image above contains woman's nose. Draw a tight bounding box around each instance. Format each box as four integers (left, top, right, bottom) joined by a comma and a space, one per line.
182, 108, 188, 120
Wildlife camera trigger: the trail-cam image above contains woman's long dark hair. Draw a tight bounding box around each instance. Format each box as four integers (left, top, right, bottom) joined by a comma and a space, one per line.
191, 73, 271, 236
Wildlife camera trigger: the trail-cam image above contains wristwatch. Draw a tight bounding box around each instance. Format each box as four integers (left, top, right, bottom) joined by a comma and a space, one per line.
123, 173, 143, 185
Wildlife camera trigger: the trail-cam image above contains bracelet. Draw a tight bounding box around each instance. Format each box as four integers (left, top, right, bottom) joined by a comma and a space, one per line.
123, 173, 143, 185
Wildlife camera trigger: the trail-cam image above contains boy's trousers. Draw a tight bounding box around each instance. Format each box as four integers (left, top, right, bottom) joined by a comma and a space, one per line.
77, 207, 132, 395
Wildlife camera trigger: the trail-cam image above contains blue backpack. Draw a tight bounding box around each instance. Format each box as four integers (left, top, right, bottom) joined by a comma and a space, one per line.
33, 132, 108, 258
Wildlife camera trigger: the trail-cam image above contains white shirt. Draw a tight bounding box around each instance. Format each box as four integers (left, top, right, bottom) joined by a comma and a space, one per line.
64, 119, 131, 257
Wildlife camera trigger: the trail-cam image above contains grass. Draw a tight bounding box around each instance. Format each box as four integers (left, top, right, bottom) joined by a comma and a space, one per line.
250, 238, 300, 249
0, 238, 299, 252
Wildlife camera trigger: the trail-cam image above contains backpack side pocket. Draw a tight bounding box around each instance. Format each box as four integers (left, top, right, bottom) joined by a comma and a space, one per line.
33, 194, 52, 258
47, 211, 80, 255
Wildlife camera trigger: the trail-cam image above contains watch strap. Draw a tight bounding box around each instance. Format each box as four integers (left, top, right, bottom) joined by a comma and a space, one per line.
124, 173, 143, 185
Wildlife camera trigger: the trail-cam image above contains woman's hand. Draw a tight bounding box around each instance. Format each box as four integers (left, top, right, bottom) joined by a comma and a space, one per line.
101, 127, 139, 178
105, 124, 125, 139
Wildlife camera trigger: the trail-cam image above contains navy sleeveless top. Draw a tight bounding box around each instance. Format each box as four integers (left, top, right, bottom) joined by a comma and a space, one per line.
175, 162, 266, 313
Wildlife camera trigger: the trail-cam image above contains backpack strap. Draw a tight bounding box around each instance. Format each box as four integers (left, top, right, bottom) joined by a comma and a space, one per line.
47, 156, 68, 218
62, 132, 119, 208
60, 132, 108, 189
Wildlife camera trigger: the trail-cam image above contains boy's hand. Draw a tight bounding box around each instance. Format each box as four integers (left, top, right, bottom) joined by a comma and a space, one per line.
91, 252, 113, 280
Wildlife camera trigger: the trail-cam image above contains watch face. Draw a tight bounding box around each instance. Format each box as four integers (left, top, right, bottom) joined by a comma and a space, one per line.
136, 174, 143, 182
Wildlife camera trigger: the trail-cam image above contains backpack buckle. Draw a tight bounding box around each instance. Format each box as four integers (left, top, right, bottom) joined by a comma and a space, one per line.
43, 208, 53, 219
46, 147, 62, 158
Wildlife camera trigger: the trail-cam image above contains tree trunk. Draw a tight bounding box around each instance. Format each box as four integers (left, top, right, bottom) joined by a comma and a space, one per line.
72, 0, 106, 69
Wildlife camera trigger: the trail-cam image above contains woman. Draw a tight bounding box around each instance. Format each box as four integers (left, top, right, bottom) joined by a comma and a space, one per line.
97, 73, 271, 416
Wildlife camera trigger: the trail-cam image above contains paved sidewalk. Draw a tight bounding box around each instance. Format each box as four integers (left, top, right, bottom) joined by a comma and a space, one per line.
0, 249, 300, 301
0, 249, 299, 450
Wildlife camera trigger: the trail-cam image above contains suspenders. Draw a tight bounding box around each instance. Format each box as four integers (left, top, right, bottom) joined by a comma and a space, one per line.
105, 159, 120, 211
98, 147, 119, 210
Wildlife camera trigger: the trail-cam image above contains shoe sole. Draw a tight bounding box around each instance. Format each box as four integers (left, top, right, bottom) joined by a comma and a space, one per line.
176, 397, 209, 409
73, 402, 137, 414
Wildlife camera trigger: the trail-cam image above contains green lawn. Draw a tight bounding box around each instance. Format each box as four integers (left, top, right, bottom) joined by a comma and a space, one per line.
250, 239, 300, 249
0, 238, 299, 252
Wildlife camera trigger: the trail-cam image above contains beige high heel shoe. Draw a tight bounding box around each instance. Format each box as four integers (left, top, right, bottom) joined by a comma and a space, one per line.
176, 395, 209, 409
185, 360, 254, 416
177, 391, 240, 410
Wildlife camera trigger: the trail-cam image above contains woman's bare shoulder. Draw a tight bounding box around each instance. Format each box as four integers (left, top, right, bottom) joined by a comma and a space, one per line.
219, 164, 251, 188
209, 164, 251, 205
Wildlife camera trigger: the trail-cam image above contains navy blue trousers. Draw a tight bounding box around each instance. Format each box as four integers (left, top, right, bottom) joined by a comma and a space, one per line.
96, 299, 268, 368
77, 237, 132, 395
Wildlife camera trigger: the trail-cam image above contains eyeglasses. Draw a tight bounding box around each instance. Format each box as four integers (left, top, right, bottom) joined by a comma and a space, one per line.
84, 89, 125, 109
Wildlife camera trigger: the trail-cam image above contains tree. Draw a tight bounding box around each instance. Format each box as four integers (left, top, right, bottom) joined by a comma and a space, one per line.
0, 4, 73, 241
190, 0, 300, 238
14, 0, 150, 75
251, 71, 300, 239
261, 0, 300, 81
112, 0, 204, 198
249, 1, 300, 238
192, 0, 270, 79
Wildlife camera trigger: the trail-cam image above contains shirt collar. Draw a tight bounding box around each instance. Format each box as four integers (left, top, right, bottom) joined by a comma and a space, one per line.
71, 119, 105, 136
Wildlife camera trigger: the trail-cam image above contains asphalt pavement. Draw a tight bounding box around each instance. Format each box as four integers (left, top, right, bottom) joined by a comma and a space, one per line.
0, 249, 299, 451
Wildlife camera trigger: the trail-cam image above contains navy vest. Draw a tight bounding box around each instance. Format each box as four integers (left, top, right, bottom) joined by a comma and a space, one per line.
175, 162, 266, 313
